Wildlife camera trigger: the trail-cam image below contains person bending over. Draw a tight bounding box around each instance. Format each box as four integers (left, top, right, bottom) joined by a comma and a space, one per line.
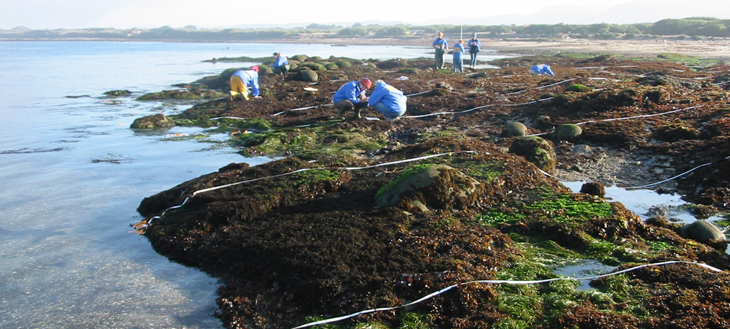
333, 77, 372, 119
367, 80, 407, 122
229, 66, 260, 101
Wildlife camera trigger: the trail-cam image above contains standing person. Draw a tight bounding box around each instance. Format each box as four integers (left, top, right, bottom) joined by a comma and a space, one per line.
272, 52, 289, 75
228, 66, 260, 101
452, 40, 465, 73
468, 33, 482, 68
333, 77, 372, 119
367, 80, 407, 121
529, 64, 556, 76
432, 31, 449, 70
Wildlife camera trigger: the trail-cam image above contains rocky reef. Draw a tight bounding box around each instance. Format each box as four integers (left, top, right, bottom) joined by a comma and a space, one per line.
133, 52, 730, 328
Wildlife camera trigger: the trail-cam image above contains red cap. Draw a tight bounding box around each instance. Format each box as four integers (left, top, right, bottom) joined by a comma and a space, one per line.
360, 78, 372, 89
251, 65, 259, 72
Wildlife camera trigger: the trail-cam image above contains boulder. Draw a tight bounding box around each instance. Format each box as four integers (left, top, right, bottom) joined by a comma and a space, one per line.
375, 164, 482, 211
553, 124, 583, 142
580, 181, 605, 197
297, 69, 318, 82
681, 220, 727, 248
508, 136, 557, 174
502, 121, 528, 137
130, 114, 175, 129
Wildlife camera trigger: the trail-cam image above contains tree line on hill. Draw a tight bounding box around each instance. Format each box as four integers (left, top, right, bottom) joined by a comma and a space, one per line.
2, 17, 728, 42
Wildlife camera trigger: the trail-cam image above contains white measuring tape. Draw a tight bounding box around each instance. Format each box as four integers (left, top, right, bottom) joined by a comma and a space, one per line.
291, 260, 722, 329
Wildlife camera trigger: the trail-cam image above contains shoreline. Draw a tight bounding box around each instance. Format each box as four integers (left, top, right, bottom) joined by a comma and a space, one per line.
4, 37, 730, 59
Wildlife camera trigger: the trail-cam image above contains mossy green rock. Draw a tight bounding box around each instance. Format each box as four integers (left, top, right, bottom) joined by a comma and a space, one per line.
565, 84, 590, 92
502, 121, 528, 137
375, 164, 482, 210
136, 88, 224, 101
297, 69, 318, 82
553, 124, 583, 141
130, 114, 175, 129
508, 136, 557, 174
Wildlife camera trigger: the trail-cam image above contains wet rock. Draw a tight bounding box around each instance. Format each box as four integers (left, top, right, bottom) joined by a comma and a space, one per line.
579, 181, 605, 197
104, 90, 132, 97
681, 220, 727, 249
130, 114, 175, 129
501, 121, 528, 137
137, 88, 224, 101
509, 136, 557, 174
374, 164, 483, 210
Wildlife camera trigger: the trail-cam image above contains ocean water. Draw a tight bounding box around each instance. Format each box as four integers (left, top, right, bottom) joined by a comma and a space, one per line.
0, 41, 485, 329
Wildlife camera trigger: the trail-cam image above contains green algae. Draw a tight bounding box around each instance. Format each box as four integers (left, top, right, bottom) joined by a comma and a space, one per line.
290, 169, 341, 186
374, 164, 437, 200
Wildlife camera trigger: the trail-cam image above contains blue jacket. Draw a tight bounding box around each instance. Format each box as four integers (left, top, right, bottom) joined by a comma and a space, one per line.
453, 43, 465, 59
273, 56, 289, 68
529, 64, 555, 76
433, 37, 448, 49
468, 39, 481, 53
333, 81, 365, 105
367, 82, 407, 117
232, 70, 260, 96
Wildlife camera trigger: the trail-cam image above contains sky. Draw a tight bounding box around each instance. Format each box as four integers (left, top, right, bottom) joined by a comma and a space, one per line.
2, 0, 730, 30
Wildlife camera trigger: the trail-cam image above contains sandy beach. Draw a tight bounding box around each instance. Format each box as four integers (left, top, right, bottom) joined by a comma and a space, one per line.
286, 36, 730, 59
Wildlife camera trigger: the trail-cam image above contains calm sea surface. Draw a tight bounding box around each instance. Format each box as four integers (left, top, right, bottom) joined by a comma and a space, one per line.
0, 41, 704, 328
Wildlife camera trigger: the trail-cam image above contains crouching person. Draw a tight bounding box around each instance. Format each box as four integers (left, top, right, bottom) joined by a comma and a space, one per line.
333, 77, 372, 119
229, 66, 261, 101
368, 80, 407, 122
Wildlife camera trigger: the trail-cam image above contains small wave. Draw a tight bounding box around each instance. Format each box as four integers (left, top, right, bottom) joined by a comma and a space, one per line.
0, 147, 66, 154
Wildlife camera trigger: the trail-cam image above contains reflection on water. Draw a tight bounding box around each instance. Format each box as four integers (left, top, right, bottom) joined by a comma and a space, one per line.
553, 259, 616, 290
562, 181, 718, 224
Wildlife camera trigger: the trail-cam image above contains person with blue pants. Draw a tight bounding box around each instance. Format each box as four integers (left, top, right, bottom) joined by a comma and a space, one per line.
367, 80, 407, 122
453, 40, 465, 73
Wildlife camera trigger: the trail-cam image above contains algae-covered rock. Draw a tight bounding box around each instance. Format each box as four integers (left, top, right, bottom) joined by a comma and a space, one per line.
508, 136, 557, 174
104, 90, 133, 97
553, 123, 583, 141
375, 164, 483, 210
565, 84, 590, 92
130, 114, 175, 129
136, 88, 224, 101
502, 121, 528, 137
297, 69, 318, 82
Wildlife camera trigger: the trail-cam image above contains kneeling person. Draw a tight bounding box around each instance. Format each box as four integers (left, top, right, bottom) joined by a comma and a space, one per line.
333, 77, 372, 119
368, 80, 407, 121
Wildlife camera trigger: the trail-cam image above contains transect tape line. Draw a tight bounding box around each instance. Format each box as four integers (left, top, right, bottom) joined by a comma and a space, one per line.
526, 105, 706, 138
291, 261, 722, 329
139, 151, 478, 229
269, 78, 575, 118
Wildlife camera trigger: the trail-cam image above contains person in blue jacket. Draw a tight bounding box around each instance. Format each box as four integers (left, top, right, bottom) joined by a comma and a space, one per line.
432, 31, 449, 70
367, 80, 407, 121
467, 33, 481, 68
272, 52, 289, 75
333, 77, 372, 119
452, 40, 465, 73
529, 64, 556, 76
228, 66, 260, 101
